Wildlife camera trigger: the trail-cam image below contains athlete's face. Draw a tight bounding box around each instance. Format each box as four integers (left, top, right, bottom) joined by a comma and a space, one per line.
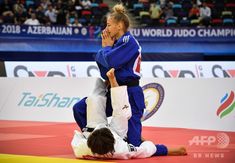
106, 17, 121, 39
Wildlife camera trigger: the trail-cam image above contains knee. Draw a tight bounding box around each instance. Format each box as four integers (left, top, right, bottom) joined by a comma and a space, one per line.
73, 97, 87, 115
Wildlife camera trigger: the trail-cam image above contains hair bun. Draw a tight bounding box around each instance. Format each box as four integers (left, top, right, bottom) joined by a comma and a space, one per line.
112, 4, 126, 14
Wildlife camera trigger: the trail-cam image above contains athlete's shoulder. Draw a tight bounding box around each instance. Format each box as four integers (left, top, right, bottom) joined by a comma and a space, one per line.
120, 32, 140, 48
122, 31, 135, 43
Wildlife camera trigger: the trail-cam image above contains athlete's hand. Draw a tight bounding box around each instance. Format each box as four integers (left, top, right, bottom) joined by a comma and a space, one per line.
94, 152, 113, 159
101, 29, 114, 47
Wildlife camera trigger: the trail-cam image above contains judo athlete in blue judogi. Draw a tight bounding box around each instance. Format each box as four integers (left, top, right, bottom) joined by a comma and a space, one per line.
73, 4, 145, 146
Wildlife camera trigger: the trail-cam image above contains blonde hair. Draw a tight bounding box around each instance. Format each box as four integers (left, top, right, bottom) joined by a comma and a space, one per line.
113, 4, 126, 14
109, 3, 130, 32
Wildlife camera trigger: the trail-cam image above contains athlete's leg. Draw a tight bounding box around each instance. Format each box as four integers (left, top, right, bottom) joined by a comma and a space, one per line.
73, 78, 108, 130
126, 86, 145, 146
127, 112, 143, 146
86, 78, 108, 128
107, 68, 144, 146
105, 90, 113, 117
92, 78, 107, 96
153, 145, 187, 156
73, 98, 87, 130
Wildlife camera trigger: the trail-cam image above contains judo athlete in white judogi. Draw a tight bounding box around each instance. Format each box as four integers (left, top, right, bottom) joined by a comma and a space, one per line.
71, 69, 187, 159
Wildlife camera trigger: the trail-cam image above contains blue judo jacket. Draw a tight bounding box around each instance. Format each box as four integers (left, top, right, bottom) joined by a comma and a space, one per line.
95, 31, 142, 84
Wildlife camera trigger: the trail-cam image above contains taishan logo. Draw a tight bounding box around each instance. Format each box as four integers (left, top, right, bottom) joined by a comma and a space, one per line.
216, 91, 235, 119
141, 83, 164, 121
18, 92, 80, 108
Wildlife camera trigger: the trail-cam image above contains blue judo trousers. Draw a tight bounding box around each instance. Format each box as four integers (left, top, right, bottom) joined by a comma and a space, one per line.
73, 31, 145, 147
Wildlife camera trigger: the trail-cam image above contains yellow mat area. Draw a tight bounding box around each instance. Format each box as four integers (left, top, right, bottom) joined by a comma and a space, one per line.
0, 154, 111, 163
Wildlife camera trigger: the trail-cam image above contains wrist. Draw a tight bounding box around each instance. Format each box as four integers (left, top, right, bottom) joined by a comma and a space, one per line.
103, 46, 112, 50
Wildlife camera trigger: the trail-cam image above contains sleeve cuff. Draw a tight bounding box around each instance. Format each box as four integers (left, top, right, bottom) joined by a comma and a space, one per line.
103, 46, 112, 51
154, 144, 168, 156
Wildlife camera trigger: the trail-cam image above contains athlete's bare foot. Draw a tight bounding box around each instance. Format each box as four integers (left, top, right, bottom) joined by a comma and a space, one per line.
106, 68, 119, 88
168, 147, 187, 156
178, 147, 187, 155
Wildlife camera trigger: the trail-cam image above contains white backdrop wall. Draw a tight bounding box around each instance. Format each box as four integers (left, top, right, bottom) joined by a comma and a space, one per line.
0, 78, 234, 132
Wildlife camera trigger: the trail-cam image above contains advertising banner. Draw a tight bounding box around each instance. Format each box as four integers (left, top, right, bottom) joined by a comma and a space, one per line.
1, 24, 235, 41
0, 24, 101, 39
5, 61, 235, 78
130, 28, 235, 41
0, 78, 234, 132
5, 61, 99, 78
141, 78, 235, 132
141, 62, 235, 78
0, 77, 96, 122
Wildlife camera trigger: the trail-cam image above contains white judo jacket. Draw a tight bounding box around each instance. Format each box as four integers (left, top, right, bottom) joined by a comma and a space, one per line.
71, 78, 156, 159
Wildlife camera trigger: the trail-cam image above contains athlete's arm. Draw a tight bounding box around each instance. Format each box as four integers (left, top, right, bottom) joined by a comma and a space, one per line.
71, 130, 93, 158
113, 136, 157, 159
109, 86, 131, 139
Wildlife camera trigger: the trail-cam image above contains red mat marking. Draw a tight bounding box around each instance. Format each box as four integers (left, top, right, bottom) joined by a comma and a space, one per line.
0, 120, 235, 163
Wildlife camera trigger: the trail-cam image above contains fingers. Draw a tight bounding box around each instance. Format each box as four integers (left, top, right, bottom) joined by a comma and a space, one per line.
102, 29, 114, 47
105, 31, 113, 41
102, 153, 113, 158
101, 30, 108, 47
94, 152, 113, 159
102, 29, 108, 39
107, 153, 113, 157
102, 29, 112, 40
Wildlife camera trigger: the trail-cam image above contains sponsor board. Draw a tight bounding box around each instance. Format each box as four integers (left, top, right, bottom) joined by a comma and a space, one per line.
5, 61, 235, 78
130, 28, 235, 40
5, 62, 100, 78
0, 25, 101, 39
1, 25, 235, 41
0, 78, 96, 122
141, 62, 235, 78
141, 78, 235, 131
0, 78, 234, 132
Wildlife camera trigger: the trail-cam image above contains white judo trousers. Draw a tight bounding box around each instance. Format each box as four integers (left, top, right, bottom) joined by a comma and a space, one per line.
71, 78, 156, 159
